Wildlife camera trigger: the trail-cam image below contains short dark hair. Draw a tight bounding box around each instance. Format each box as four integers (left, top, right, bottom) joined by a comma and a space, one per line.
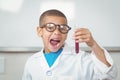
39, 9, 67, 26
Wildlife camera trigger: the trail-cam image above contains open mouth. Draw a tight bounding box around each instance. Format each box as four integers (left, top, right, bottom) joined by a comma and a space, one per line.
50, 39, 60, 46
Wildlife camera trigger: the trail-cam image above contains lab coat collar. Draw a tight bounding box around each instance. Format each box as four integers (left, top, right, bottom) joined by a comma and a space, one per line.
33, 43, 75, 58
32, 43, 76, 70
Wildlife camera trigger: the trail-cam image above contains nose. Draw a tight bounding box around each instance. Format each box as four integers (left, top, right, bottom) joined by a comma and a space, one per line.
53, 26, 61, 34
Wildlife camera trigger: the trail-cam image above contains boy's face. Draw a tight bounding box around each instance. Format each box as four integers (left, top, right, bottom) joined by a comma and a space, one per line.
37, 16, 68, 53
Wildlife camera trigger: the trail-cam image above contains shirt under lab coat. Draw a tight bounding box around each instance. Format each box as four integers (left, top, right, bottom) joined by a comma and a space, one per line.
22, 44, 117, 80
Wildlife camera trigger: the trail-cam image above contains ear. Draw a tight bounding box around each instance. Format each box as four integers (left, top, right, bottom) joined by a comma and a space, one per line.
37, 26, 43, 37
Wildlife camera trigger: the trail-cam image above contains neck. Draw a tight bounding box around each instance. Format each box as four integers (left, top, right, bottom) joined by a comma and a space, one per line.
44, 48, 63, 54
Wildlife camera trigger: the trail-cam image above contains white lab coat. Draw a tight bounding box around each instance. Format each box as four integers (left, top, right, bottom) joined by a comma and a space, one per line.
22, 44, 117, 80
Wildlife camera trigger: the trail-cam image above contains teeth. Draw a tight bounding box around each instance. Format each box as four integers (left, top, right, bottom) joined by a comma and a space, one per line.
55, 40, 60, 42
51, 39, 60, 42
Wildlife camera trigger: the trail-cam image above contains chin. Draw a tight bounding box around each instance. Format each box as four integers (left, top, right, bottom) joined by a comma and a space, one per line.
50, 48, 59, 52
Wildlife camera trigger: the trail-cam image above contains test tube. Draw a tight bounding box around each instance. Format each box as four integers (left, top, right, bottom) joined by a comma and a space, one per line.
75, 42, 79, 53
75, 26, 79, 54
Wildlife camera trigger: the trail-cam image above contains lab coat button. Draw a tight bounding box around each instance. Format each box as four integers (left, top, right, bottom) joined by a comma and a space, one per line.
46, 70, 52, 76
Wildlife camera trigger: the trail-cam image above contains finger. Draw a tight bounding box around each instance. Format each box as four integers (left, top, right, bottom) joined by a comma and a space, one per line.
74, 29, 90, 36
75, 34, 91, 42
79, 38, 90, 43
74, 33, 91, 40
75, 28, 89, 33
75, 27, 88, 31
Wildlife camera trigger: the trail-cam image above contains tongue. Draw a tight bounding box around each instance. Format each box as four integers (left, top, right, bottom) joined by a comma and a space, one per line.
50, 39, 60, 45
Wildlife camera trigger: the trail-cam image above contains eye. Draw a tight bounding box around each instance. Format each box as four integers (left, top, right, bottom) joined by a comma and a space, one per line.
46, 23, 55, 31
60, 26, 68, 31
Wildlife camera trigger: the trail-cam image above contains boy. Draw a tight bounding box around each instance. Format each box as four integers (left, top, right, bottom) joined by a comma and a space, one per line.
22, 9, 117, 80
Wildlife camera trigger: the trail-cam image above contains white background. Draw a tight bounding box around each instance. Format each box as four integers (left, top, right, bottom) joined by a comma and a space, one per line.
0, 0, 120, 47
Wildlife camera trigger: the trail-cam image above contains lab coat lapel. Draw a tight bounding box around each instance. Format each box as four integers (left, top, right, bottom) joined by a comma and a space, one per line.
51, 43, 74, 69
39, 43, 74, 70
50, 53, 61, 69
38, 50, 50, 70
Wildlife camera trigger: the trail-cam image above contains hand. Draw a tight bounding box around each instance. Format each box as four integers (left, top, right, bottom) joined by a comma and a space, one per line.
73, 28, 96, 48
73, 28, 111, 67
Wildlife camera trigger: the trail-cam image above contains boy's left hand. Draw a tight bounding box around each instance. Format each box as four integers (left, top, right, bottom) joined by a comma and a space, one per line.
73, 28, 111, 67
73, 28, 96, 48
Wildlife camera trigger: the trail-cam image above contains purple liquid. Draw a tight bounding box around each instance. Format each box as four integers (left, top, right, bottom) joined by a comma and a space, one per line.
75, 42, 79, 53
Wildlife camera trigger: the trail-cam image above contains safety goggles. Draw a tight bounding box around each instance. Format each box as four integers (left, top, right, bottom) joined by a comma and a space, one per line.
41, 23, 71, 34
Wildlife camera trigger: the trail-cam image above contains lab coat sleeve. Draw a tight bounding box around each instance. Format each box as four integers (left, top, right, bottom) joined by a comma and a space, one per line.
91, 49, 117, 80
